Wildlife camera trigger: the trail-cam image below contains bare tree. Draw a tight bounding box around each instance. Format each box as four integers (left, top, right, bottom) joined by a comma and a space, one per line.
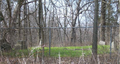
64, 0, 67, 43
0, 0, 2, 22
92, 0, 98, 63
100, 0, 106, 42
71, 2, 76, 45
39, 0, 45, 63
6, 0, 12, 28
71, 0, 81, 45
28, 0, 32, 47
23, 0, 27, 41
106, 0, 111, 45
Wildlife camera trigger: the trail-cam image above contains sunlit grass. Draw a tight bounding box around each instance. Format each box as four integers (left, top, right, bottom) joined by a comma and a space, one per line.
2, 45, 110, 57
31, 45, 110, 57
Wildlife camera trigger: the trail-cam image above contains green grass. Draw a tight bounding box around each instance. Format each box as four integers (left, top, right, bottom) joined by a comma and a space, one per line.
2, 45, 110, 57
30, 45, 110, 57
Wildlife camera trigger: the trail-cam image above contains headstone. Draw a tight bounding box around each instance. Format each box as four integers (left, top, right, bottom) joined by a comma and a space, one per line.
111, 41, 114, 49
14, 43, 21, 50
98, 41, 105, 45
111, 41, 115, 51
112, 41, 118, 51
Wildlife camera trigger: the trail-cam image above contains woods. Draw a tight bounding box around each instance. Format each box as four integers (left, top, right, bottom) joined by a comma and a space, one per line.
0, 0, 119, 64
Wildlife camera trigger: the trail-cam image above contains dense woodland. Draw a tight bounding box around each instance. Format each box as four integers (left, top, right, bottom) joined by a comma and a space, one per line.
0, 0, 119, 47
0, 0, 119, 64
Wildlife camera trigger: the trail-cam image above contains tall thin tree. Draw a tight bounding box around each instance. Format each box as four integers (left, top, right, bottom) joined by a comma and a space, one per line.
118, 0, 120, 63
100, 0, 106, 42
39, 0, 44, 63
92, 0, 98, 63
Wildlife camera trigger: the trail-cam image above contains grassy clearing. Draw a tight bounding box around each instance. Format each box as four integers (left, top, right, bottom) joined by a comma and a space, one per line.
42, 45, 110, 57
2, 45, 110, 57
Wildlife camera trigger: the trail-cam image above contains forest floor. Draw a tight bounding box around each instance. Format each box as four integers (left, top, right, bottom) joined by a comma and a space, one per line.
0, 53, 118, 64
0, 45, 118, 64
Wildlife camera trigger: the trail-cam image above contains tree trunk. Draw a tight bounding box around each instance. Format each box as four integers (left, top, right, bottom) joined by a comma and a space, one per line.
18, 0, 21, 40
12, 0, 24, 27
28, 3, 32, 47
71, 26, 76, 46
118, 0, 120, 63
106, 0, 111, 45
92, 0, 98, 63
39, 0, 44, 64
100, 0, 106, 42
71, 0, 81, 45
64, 2, 67, 43
6, 0, 12, 28
24, 0, 27, 40
78, 13, 82, 44
44, 0, 47, 45
70, 3, 75, 45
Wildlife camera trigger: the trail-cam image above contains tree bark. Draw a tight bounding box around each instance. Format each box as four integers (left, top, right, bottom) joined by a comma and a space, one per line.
100, 0, 106, 42
39, 0, 44, 64
28, 2, 32, 47
92, 0, 98, 63
71, 0, 81, 45
64, 4, 67, 43
12, 0, 24, 27
18, 0, 21, 40
24, 0, 27, 41
118, 0, 120, 63
106, 0, 111, 45
6, 0, 12, 28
